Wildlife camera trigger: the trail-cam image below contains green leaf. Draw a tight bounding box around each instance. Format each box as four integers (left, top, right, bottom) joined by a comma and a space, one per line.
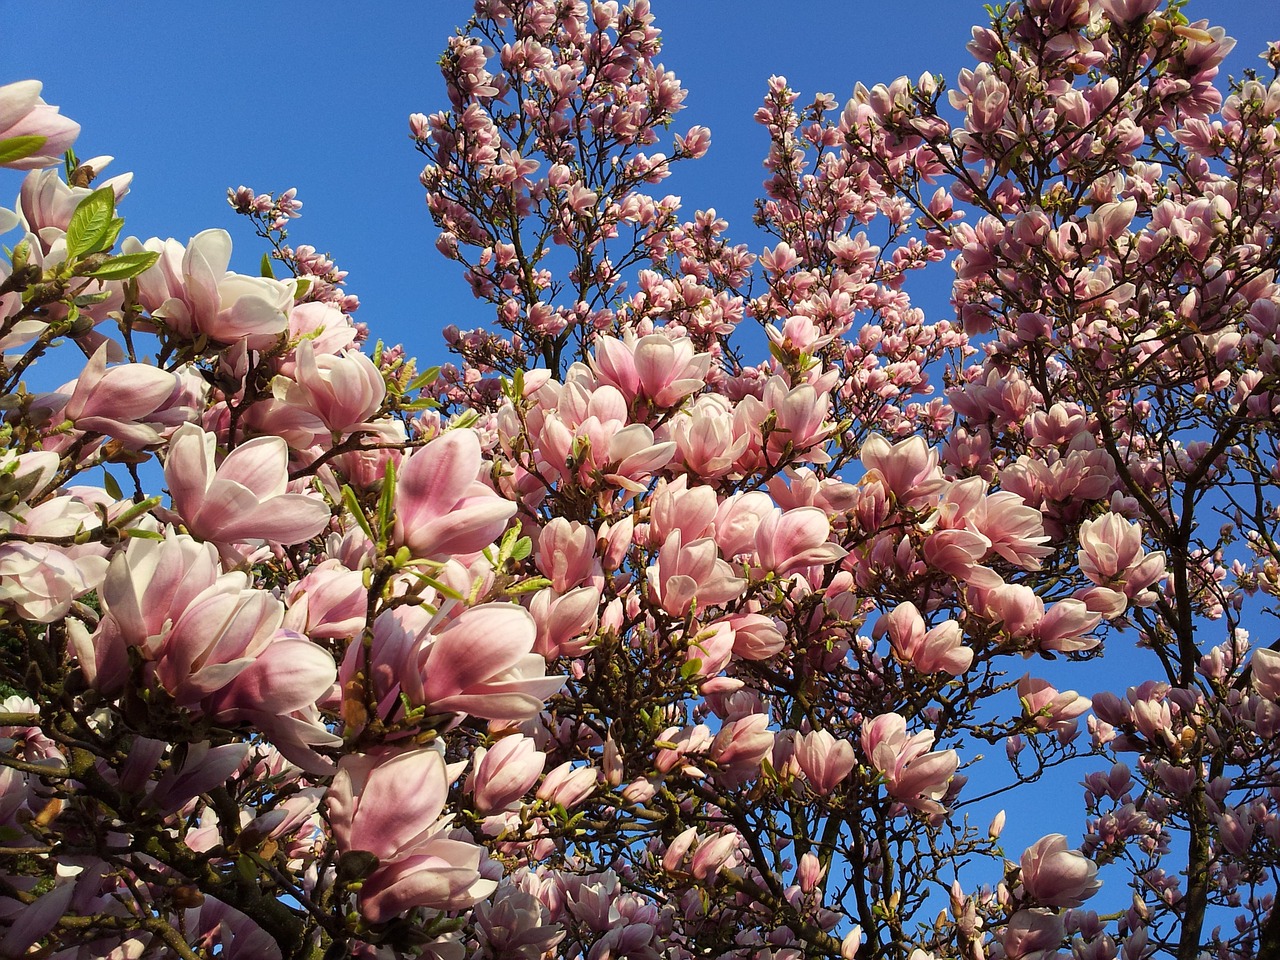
376, 458, 397, 542
509, 536, 532, 562
404, 365, 441, 393
0, 135, 47, 166
86, 251, 159, 281
506, 576, 552, 595
293, 278, 311, 300
65, 188, 118, 259
260, 253, 275, 278
101, 469, 123, 500
123, 528, 165, 541
341, 485, 374, 540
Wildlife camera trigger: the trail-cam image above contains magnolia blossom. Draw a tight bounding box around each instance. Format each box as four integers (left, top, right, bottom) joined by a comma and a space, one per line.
164, 424, 332, 545
394, 429, 516, 561
861, 713, 958, 814
127, 229, 296, 347
327, 748, 496, 920
877, 602, 973, 676
794, 728, 857, 795
1019, 834, 1101, 908
0, 80, 79, 169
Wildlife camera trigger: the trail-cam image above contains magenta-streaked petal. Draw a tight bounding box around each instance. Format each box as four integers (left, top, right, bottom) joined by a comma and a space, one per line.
422, 604, 536, 704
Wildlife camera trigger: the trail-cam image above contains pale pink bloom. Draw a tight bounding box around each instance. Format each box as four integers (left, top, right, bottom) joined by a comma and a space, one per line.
80, 533, 233, 694
686, 619, 736, 677
57, 346, 178, 447
797, 852, 826, 893
414, 603, 565, 721
529, 585, 600, 659
647, 531, 746, 617
273, 341, 386, 434
1017, 675, 1091, 737
0, 492, 108, 623
0, 80, 79, 169
394, 430, 516, 561
662, 827, 699, 874
472, 886, 565, 960
969, 490, 1053, 569
708, 713, 773, 785
728, 613, 786, 660
285, 300, 358, 358
753, 506, 847, 577
750, 376, 833, 463
973, 583, 1101, 653
0, 541, 106, 624
1077, 513, 1165, 606
470, 735, 546, 813
860, 434, 945, 505
1251, 648, 1280, 702
1019, 834, 1101, 907
666, 394, 750, 477
282, 560, 367, 640
648, 475, 718, 546
999, 909, 1065, 959
794, 728, 857, 795
1100, 0, 1161, 24
19, 165, 132, 246
165, 424, 332, 545
711, 490, 774, 559
536, 760, 599, 810
689, 831, 740, 881
126, 229, 295, 347
536, 517, 603, 592
327, 748, 496, 921
590, 333, 711, 407
861, 712, 958, 814
877, 602, 973, 676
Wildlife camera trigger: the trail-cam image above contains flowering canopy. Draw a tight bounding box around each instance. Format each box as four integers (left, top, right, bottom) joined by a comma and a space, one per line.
0, 3, 1279, 959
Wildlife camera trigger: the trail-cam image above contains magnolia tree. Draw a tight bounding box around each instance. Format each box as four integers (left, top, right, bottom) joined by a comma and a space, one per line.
1, 1, 1279, 958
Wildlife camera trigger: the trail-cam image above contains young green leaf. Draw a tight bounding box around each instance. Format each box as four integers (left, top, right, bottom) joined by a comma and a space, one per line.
65, 188, 118, 259
260, 253, 275, 278
86, 251, 160, 281
0, 135, 48, 166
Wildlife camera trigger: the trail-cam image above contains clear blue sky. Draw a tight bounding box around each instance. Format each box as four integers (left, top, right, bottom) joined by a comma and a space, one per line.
2, 1, 1276, 364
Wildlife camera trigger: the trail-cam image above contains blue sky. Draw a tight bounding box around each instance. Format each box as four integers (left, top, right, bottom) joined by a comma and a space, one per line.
3, 1, 1276, 364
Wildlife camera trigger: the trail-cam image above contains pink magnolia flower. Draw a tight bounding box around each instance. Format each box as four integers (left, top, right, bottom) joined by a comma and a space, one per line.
165, 424, 332, 545
972, 583, 1101, 654
0, 80, 80, 169
126, 229, 295, 348
57, 346, 178, 448
860, 433, 945, 505
536, 517, 603, 592
19, 164, 132, 245
272, 341, 387, 435
1251, 648, 1280, 702
861, 712, 958, 814
412, 603, 565, 721
1017, 675, 1091, 738
752, 506, 847, 578
1019, 834, 1101, 908
470, 734, 546, 814
647, 531, 746, 617
1077, 513, 1166, 611
326, 747, 496, 921
794, 728, 857, 795
536, 761, 599, 809
282, 560, 367, 641
999, 909, 1066, 960
529, 585, 600, 660
876, 602, 973, 676
589, 333, 712, 408
393, 429, 516, 561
